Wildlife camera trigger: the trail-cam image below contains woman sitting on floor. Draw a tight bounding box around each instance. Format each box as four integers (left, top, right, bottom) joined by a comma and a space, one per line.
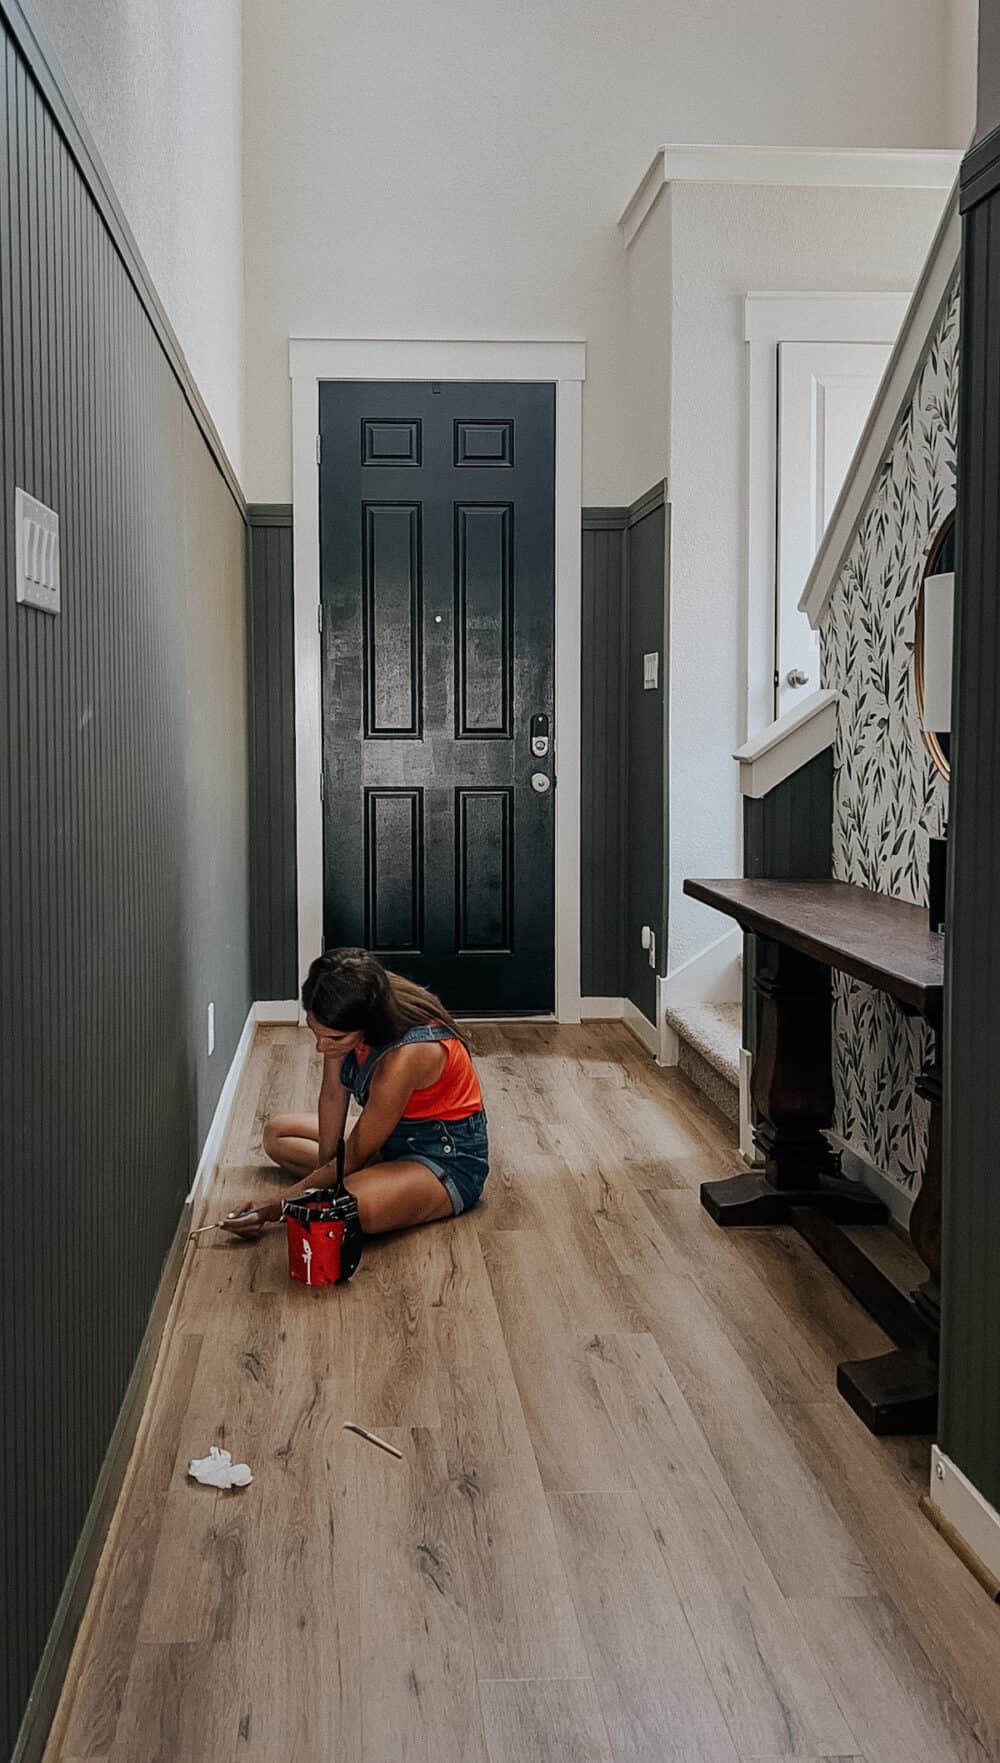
223, 948, 489, 1237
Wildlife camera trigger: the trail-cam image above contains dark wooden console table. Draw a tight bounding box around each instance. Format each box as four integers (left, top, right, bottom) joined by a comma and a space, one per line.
684, 877, 943, 1435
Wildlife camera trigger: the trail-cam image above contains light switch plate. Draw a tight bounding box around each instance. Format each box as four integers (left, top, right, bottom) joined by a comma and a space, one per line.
643, 651, 659, 690
15, 488, 60, 614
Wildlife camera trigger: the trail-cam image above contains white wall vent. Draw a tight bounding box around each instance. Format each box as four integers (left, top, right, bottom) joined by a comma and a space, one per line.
15, 487, 60, 615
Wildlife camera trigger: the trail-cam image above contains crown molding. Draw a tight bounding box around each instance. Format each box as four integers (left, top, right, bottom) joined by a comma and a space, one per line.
620, 144, 963, 249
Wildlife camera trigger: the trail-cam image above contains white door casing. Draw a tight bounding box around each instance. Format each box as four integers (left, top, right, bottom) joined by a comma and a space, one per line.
744, 292, 909, 736
776, 339, 892, 716
289, 338, 586, 1024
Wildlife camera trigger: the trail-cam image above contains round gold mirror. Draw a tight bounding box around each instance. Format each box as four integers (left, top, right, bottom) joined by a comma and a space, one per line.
914, 510, 955, 781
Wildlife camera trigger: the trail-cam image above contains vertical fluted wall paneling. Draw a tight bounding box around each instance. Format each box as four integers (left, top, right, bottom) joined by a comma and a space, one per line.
0, 18, 250, 1755
741, 751, 834, 1060
940, 149, 1000, 1511
247, 508, 298, 1001
581, 515, 628, 998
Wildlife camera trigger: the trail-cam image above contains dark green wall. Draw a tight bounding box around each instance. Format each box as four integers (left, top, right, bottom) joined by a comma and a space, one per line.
624, 488, 668, 1022
247, 507, 297, 1001
581, 514, 628, 996
741, 750, 834, 1057
580, 490, 668, 1018
0, 16, 250, 1755
939, 144, 1000, 1510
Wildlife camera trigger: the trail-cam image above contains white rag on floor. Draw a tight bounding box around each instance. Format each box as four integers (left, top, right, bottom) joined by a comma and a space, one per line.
188, 1445, 253, 1489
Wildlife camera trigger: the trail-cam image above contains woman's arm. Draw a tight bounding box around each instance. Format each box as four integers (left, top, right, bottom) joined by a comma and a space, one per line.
318, 1056, 350, 1165
341, 1041, 444, 1176
222, 1055, 349, 1235
221, 1042, 444, 1234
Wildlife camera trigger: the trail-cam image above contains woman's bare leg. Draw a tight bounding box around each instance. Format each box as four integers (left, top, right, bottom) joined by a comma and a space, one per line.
262, 1113, 320, 1176
345, 1160, 453, 1234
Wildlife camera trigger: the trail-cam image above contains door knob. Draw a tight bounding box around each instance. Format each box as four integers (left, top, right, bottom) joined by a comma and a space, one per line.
786, 668, 809, 688
531, 772, 551, 795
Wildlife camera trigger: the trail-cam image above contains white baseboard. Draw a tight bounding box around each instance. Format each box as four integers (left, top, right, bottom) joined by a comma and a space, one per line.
930, 1447, 1000, 1587
660, 1020, 680, 1065
622, 996, 659, 1057
580, 996, 626, 1019
662, 929, 742, 1008
186, 1006, 257, 1203
827, 1133, 914, 1230
254, 998, 300, 1023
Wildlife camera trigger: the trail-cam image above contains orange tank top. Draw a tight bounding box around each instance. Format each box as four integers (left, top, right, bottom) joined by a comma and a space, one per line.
355, 1032, 483, 1121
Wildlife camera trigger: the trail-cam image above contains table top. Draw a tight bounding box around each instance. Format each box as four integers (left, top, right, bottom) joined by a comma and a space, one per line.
684, 878, 943, 1014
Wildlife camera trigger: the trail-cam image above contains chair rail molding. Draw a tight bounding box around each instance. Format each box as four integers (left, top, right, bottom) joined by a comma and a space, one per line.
734, 688, 838, 800
288, 336, 586, 1023
619, 145, 962, 250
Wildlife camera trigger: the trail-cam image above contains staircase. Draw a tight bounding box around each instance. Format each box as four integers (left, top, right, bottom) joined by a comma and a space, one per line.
664, 1000, 740, 1123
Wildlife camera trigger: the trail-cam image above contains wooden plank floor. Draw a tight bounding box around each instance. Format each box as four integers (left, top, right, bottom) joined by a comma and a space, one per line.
45, 1022, 1000, 1763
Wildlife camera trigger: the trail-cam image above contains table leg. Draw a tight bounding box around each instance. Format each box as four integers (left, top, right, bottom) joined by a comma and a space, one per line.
701, 941, 887, 1226
837, 1020, 940, 1436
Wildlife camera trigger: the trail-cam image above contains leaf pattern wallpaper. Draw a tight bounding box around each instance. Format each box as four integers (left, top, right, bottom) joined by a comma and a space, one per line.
819, 279, 957, 1198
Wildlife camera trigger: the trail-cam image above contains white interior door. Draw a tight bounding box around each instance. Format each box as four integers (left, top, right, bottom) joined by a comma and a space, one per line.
776, 340, 891, 716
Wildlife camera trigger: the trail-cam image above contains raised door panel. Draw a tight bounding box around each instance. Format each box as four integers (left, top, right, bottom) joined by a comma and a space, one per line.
455, 504, 513, 738
362, 503, 422, 738
365, 788, 424, 953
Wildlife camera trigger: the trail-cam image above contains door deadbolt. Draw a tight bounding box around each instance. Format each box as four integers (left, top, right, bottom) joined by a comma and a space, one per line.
531, 772, 551, 795
530, 712, 550, 758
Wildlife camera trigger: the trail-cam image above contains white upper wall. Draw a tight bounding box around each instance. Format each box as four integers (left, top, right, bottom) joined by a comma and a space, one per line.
32, 0, 245, 483
949, 0, 981, 144
659, 179, 951, 972
243, 0, 973, 505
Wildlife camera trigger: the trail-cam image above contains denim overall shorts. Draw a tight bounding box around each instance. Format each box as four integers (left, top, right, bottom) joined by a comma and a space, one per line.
340, 1024, 489, 1216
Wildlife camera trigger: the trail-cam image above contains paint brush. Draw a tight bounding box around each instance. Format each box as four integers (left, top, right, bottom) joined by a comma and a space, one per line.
342, 1422, 403, 1460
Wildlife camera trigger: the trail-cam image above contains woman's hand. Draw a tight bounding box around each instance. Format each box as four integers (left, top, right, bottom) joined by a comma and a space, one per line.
221, 1199, 282, 1236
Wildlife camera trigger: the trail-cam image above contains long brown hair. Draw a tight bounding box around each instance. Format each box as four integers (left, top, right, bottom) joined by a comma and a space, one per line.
301, 948, 469, 1047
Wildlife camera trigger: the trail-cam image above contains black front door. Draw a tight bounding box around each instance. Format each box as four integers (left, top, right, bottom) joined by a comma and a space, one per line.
319, 381, 555, 1014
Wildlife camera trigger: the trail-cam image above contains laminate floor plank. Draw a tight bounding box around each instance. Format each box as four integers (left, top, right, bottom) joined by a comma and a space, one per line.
587, 1333, 859, 1759
443, 1372, 591, 1680
790, 1596, 992, 1763
725, 1225, 892, 1369
105, 1642, 241, 1763
45, 1024, 1000, 1763
641, 1188, 835, 1404
548, 1490, 740, 1762
350, 1224, 466, 1429
480, 1679, 614, 1763
230, 1301, 362, 1763
356, 1425, 488, 1763
780, 1399, 1000, 1760
481, 1226, 635, 1492
590, 1192, 875, 1597
55, 1329, 205, 1759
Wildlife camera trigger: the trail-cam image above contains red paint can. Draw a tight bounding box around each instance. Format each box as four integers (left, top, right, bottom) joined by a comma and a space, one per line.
281, 1142, 363, 1287
283, 1198, 361, 1283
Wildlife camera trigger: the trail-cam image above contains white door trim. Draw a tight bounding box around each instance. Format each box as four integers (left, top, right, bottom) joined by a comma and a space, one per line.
288, 336, 587, 1023
743, 292, 910, 737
